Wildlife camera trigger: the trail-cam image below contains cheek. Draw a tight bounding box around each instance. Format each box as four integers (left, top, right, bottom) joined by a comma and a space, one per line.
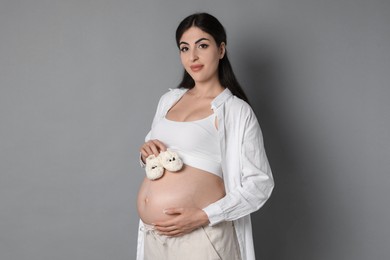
208, 55, 220, 71
207, 51, 221, 65
180, 54, 189, 67
179, 54, 184, 64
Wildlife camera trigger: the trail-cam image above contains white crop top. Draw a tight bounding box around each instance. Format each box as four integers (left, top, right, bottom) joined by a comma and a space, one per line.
150, 113, 223, 178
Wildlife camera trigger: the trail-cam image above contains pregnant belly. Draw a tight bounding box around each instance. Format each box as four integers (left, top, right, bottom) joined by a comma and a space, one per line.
137, 165, 225, 225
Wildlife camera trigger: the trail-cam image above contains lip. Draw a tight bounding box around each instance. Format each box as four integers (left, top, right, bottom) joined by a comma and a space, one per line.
190, 64, 204, 72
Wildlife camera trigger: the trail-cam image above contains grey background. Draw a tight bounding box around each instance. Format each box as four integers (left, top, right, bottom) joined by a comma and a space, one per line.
1, 0, 389, 259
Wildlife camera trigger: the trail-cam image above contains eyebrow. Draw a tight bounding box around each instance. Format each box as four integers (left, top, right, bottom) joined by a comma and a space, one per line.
179, 38, 210, 46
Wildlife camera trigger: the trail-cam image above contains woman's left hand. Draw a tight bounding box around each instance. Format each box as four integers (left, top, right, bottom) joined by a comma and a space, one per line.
153, 207, 210, 237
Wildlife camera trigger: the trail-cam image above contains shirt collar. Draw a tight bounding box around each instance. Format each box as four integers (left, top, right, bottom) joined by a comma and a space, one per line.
170, 87, 232, 110
211, 88, 233, 110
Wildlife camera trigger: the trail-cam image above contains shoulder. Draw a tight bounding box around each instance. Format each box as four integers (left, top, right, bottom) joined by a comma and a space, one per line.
224, 95, 254, 118
158, 88, 187, 104
223, 95, 262, 134
154, 88, 187, 110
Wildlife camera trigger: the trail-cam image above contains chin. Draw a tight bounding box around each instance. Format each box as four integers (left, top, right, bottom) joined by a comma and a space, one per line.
191, 74, 213, 84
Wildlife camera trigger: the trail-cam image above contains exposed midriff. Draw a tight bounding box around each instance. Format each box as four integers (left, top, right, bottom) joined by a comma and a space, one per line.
137, 164, 225, 225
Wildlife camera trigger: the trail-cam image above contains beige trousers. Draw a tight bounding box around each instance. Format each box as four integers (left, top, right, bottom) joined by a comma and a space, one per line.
143, 221, 242, 260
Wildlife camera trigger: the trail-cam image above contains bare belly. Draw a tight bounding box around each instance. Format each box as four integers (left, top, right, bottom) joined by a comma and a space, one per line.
137, 164, 225, 225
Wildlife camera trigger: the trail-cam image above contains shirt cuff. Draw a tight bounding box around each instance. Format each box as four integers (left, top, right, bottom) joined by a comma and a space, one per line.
139, 153, 146, 168
202, 202, 225, 226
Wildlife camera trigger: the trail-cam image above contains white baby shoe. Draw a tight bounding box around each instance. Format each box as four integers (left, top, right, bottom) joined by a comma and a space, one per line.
144, 150, 183, 180
158, 150, 183, 172
145, 154, 164, 180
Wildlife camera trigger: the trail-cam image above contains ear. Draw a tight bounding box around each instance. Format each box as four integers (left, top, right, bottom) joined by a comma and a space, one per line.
219, 42, 226, 59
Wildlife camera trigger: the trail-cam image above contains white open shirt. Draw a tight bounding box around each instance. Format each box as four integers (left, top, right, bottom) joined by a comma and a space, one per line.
137, 88, 274, 260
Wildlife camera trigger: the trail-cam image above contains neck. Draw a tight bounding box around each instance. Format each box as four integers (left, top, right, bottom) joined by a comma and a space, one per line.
191, 78, 224, 98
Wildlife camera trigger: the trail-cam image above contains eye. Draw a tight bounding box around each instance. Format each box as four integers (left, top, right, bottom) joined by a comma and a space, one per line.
198, 43, 209, 49
180, 46, 189, 52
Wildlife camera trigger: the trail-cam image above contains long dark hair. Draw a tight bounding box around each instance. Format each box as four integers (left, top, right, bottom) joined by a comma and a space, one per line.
175, 13, 249, 104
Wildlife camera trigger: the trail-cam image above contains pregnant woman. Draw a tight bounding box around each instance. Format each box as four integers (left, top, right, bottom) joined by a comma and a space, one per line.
137, 13, 274, 260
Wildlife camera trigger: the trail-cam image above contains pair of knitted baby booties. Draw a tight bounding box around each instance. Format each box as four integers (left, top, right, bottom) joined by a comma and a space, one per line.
145, 150, 183, 180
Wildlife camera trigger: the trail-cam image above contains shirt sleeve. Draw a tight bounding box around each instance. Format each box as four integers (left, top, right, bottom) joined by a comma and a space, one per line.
136, 220, 145, 260
138, 92, 166, 168
203, 105, 274, 225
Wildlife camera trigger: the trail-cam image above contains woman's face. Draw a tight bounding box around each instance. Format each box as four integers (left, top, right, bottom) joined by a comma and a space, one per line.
179, 26, 225, 85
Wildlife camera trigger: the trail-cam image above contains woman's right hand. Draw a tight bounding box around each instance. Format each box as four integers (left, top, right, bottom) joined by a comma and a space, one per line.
139, 139, 167, 164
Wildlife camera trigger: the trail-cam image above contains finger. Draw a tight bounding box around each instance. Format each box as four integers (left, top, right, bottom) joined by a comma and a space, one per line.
141, 139, 167, 157
141, 146, 153, 159
171, 232, 185, 237
163, 207, 184, 215
154, 225, 177, 232
141, 142, 157, 157
144, 140, 160, 156
158, 229, 182, 237
140, 144, 152, 156
153, 219, 176, 228
149, 143, 160, 156
140, 150, 149, 162
161, 227, 195, 237
151, 139, 167, 152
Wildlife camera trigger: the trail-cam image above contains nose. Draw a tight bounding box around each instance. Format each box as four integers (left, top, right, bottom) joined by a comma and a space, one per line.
190, 48, 199, 62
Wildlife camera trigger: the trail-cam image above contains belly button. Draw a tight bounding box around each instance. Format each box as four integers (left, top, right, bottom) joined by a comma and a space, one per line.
145, 197, 149, 203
